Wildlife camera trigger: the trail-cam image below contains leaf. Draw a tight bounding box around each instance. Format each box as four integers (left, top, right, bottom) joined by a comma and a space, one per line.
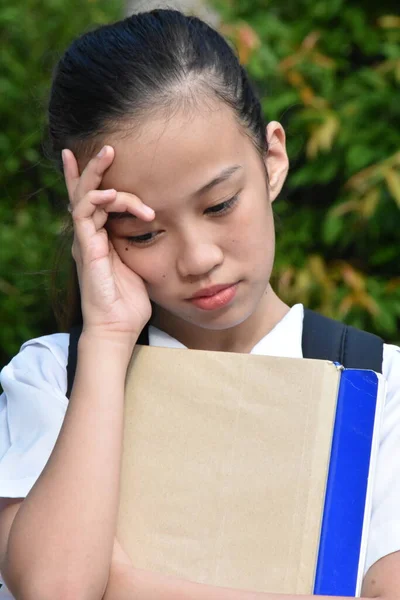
323, 213, 343, 245
308, 255, 331, 288
306, 112, 340, 158
385, 169, 400, 208
357, 292, 380, 317
330, 199, 361, 217
229, 22, 261, 64
361, 188, 380, 218
338, 294, 354, 317
378, 16, 400, 29
340, 264, 366, 292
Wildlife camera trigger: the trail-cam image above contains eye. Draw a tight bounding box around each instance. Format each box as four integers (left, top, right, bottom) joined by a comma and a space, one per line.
205, 194, 239, 216
126, 232, 158, 246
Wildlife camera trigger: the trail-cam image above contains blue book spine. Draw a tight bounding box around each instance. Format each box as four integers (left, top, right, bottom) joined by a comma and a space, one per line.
313, 369, 379, 596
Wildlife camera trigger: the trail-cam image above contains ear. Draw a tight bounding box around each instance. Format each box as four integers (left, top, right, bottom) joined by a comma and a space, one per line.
264, 122, 289, 202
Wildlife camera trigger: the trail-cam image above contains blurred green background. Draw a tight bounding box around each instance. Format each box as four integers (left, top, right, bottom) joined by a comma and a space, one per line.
1, 0, 399, 366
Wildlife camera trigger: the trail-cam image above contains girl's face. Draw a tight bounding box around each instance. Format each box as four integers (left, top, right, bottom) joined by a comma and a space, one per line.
102, 103, 288, 346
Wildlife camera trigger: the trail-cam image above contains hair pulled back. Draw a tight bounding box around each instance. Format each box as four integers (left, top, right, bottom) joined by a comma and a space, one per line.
49, 9, 268, 330
48, 9, 267, 166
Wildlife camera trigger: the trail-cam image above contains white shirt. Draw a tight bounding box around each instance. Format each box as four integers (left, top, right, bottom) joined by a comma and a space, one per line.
1, 304, 400, 598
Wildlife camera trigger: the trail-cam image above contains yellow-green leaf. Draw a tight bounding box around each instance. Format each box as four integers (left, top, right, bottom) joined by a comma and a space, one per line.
385, 169, 400, 208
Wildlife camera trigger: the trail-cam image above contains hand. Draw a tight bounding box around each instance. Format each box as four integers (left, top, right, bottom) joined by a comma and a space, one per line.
111, 538, 133, 568
62, 146, 155, 343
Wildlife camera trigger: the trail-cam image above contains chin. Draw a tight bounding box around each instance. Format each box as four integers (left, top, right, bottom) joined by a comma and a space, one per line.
185, 304, 257, 332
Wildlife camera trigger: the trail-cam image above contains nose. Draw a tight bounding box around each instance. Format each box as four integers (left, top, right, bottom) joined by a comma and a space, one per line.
176, 232, 224, 279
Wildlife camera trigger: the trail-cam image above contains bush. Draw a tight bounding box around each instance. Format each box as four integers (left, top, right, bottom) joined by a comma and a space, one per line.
0, 0, 123, 365
215, 0, 400, 342
1, 0, 399, 367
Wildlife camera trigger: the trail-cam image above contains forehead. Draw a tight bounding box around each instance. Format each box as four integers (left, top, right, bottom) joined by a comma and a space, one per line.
101, 104, 252, 199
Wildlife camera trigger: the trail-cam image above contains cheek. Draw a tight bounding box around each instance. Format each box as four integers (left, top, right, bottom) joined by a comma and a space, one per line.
228, 199, 274, 258
116, 242, 172, 286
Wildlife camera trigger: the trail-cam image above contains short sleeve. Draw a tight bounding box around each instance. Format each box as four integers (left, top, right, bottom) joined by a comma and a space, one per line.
0, 334, 69, 499
365, 343, 400, 572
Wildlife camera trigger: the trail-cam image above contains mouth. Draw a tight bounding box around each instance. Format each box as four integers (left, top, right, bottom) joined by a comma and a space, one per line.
186, 282, 239, 311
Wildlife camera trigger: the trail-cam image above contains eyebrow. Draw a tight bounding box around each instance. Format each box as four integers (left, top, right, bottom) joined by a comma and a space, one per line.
107, 165, 243, 221
194, 165, 242, 196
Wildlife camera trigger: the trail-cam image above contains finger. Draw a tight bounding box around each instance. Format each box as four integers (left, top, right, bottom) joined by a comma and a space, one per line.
71, 190, 154, 229
91, 192, 155, 232
94, 191, 155, 222
71, 189, 117, 220
70, 189, 118, 250
71, 190, 155, 257
63, 145, 115, 207
62, 149, 80, 200
75, 145, 115, 201
112, 538, 132, 567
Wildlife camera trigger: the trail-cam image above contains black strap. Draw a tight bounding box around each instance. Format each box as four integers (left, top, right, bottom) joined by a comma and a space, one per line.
302, 308, 383, 373
66, 324, 149, 399
66, 325, 82, 399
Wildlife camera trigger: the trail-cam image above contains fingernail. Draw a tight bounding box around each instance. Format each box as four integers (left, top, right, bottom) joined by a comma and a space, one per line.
61, 149, 67, 164
97, 145, 107, 158
142, 205, 155, 217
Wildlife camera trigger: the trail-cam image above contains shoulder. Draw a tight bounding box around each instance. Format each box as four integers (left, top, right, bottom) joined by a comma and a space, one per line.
365, 343, 400, 571
382, 343, 400, 380
380, 343, 400, 423
379, 343, 400, 459
381, 342, 400, 415
1, 333, 70, 400
0, 334, 70, 500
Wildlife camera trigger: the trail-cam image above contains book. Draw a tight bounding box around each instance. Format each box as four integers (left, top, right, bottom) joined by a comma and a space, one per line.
117, 347, 385, 596
314, 368, 384, 596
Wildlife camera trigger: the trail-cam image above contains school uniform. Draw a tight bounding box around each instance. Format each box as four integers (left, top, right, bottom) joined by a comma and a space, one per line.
1, 304, 400, 599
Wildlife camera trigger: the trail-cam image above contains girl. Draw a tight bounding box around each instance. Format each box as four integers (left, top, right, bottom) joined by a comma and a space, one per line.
1, 9, 399, 600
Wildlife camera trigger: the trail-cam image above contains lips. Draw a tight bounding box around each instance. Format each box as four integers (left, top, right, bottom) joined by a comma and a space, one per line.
189, 283, 237, 299
187, 283, 239, 311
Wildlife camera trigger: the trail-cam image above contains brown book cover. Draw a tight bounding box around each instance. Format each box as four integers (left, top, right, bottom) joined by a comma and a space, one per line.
117, 346, 341, 594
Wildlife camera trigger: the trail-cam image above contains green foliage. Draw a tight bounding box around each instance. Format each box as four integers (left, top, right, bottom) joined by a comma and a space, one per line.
1, 0, 399, 366
215, 0, 400, 342
0, 0, 123, 365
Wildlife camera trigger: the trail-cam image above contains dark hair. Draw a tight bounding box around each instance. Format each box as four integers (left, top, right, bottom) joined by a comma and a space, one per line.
49, 9, 267, 329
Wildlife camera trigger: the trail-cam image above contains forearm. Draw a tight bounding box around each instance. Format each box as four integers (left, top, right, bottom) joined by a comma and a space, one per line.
102, 562, 268, 600
3, 333, 135, 600
103, 566, 382, 600
132, 570, 267, 600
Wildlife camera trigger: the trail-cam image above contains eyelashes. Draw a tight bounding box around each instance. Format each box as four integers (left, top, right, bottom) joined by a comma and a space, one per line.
126, 194, 240, 247
204, 194, 239, 215
126, 232, 158, 245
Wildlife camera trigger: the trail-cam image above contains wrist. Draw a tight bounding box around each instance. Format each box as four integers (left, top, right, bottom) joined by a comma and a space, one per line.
80, 328, 139, 351
78, 330, 138, 368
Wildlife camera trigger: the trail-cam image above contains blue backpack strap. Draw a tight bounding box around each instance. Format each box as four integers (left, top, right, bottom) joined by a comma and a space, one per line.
66, 323, 150, 399
302, 308, 383, 373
